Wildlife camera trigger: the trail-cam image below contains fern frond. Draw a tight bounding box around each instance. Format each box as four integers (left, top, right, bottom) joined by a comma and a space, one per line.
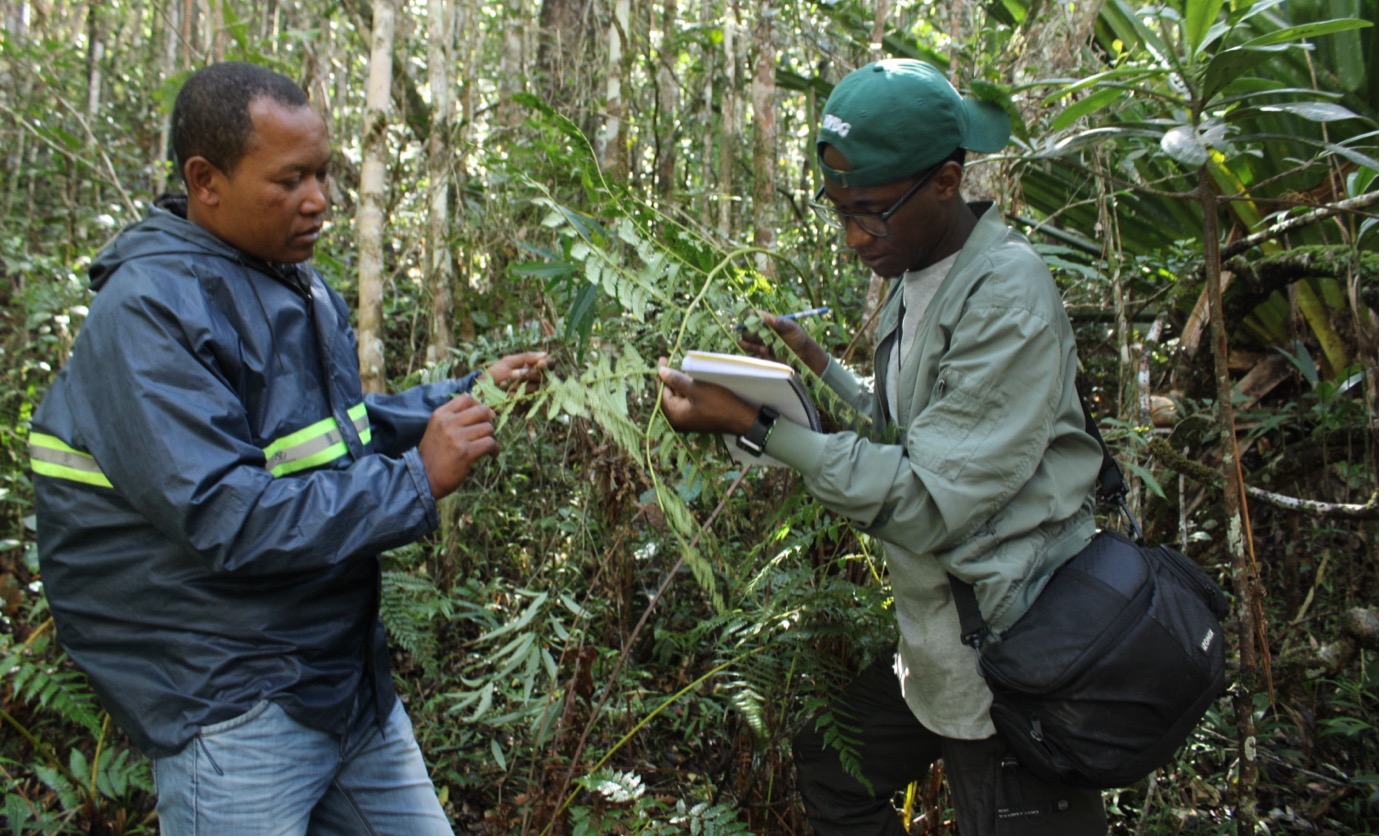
379, 570, 442, 674
577, 767, 646, 803
2, 651, 103, 736
729, 686, 769, 745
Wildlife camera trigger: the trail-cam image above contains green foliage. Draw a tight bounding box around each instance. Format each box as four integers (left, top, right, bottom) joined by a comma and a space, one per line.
0, 0, 1375, 835
570, 768, 751, 835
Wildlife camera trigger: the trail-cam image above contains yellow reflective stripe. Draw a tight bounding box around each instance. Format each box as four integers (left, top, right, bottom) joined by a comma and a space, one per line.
263, 402, 371, 477
348, 403, 372, 446
29, 432, 113, 488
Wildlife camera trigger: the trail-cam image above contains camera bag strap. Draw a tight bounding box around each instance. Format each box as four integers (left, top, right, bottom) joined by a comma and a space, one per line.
948, 393, 1138, 647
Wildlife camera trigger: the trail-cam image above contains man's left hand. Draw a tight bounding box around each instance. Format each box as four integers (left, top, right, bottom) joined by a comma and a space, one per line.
656, 357, 758, 435
485, 351, 551, 394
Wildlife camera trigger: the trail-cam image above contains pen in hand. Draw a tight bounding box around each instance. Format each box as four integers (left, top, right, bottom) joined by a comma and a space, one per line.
736, 306, 830, 331
779, 306, 831, 321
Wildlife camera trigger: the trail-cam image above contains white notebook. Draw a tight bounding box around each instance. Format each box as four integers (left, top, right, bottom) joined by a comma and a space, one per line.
680, 351, 822, 467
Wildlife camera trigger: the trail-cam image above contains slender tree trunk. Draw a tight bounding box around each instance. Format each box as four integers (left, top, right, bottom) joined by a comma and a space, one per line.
498, 0, 526, 128
654, 0, 677, 197
1198, 161, 1263, 836
596, 0, 629, 177
426, 0, 455, 367
538, 0, 590, 120
84, 3, 103, 124
358, 0, 397, 394
180, 0, 195, 67
209, 0, 225, 61
698, 0, 715, 223
4, 1, 27, 39
870, 0, 888, 59
155, 0, 179, 194
717, 1, 739, 237
427, 0, 458, 553
749, 1, 775, 278
452, 0, 478, 344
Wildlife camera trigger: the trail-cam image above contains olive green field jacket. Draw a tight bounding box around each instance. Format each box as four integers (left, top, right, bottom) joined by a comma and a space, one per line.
766, 202, 1102, 737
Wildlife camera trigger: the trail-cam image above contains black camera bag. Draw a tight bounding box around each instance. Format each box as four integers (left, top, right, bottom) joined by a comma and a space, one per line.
948, 401, 1230, 789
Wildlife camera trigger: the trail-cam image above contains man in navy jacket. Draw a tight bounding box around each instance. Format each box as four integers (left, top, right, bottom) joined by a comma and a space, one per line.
29, 61, 544, 834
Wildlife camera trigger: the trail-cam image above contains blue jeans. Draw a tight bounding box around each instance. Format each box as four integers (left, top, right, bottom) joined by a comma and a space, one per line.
153, 695, 452, 835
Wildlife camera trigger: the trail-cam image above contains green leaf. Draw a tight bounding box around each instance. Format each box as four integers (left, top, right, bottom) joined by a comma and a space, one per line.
509, 260, 578, 278
1036, 67, 1159, 104
1241, 18, 1373, 47
1252, 101, 1365, 122
1050, 87, 1126, 133
1124, 460, 1166, 499
1184, 0, 1226, 57
1201, 44, 1292, 101
1110, 0, 1178, 68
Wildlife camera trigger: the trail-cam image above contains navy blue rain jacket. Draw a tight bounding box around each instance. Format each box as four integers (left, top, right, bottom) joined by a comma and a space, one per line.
30, 199, 475, 757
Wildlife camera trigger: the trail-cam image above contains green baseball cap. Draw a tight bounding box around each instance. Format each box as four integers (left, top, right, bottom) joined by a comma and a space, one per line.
817, 59, 1012, 188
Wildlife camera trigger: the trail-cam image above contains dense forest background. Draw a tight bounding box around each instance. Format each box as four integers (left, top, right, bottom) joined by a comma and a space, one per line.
0, 0, 1377, 834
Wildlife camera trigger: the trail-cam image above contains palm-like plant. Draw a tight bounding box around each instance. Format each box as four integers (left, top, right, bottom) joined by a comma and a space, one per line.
1017, 2, 1375, 830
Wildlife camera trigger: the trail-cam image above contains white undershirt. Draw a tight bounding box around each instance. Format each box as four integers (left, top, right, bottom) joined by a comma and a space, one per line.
886, 252, 958, 422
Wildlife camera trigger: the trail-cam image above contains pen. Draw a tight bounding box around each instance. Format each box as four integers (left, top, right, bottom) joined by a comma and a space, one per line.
779, 306, 831, 321
736, 307, 831, 330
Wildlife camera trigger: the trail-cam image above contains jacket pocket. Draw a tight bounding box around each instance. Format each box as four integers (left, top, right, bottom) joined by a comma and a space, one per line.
911, 368, 1000, 481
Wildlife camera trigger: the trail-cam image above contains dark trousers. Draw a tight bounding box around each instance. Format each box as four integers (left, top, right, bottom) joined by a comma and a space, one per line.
793, 656, 1106, 835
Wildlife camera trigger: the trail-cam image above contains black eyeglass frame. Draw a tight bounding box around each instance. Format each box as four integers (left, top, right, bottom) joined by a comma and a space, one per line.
809, 160, 946, 238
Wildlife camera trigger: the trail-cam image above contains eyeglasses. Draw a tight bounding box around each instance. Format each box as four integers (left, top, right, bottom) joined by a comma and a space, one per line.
809, 161, 945, 238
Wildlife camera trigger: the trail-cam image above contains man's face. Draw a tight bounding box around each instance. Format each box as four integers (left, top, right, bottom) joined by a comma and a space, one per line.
202, 99, 331, 265
819, 145, 952, 278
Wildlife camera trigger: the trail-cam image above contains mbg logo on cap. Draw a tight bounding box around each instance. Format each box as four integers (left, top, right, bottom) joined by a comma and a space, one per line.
822, 114, 851, 138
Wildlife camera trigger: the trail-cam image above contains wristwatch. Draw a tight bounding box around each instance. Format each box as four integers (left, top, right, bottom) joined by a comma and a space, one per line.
736, 406, 779, 457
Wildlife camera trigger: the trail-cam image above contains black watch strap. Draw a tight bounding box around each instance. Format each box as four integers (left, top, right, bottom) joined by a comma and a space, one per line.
736, 406, 779, 457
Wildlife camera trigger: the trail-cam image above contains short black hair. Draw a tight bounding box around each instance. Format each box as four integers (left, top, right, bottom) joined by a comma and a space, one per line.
170, 62, 310, 185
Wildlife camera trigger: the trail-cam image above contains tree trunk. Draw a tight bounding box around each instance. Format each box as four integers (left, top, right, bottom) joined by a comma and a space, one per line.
654, 0, 678, 197
1198, 161, 1264, 836
871, 0, 888, 59
84, 3, 103, 125
153, 0, 179, 195
498, 0, 526, 128
749, 1, 775, 278
426, 0, 455, 368
358, 0, 397, 394
596, 0, 630, 177
180, 0, 195, 68
698, 0, 715, 223
538, 0, 591, 120
717, 1, 739, 237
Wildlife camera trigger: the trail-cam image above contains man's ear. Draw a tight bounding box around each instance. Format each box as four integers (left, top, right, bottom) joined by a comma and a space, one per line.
932, 160, 965, 201
183, 157, 221, 207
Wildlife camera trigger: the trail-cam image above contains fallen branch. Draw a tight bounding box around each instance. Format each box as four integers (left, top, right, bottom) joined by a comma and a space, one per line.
1223, 191, 1379, 260
1148, 437, 1378, 520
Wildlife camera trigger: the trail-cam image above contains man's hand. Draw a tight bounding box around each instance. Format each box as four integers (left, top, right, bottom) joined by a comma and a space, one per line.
417, 394, 498, 498
485, 351, 551, 394
656, 357, 758, 435
739, 312, 830, 376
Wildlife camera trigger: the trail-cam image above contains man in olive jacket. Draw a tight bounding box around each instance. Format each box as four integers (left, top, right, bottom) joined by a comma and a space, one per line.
658, 59, 1106, 834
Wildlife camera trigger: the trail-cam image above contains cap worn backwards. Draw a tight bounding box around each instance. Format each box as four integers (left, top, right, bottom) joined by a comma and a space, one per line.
816, 59, 1012, 188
